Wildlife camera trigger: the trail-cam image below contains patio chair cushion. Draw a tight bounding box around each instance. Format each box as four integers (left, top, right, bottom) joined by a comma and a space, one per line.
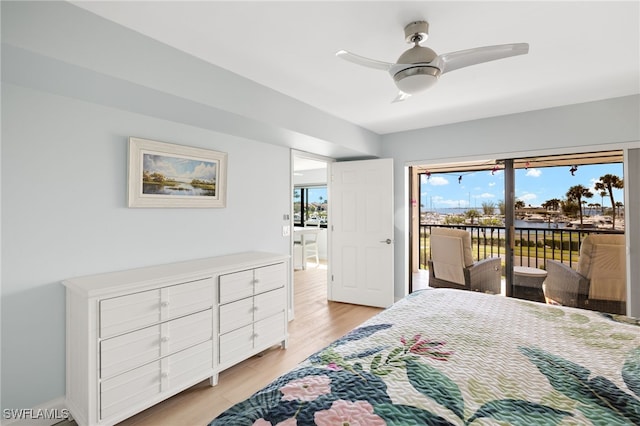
576, 234, 626, 302
430, 228, 475, 285
431, 228, 474, 267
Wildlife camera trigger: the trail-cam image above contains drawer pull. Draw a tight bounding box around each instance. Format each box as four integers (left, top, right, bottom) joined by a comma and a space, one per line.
254, 279, 260, 284
161, 301, 170, 307
161, 336, 170, 343
161, 371, 169, 378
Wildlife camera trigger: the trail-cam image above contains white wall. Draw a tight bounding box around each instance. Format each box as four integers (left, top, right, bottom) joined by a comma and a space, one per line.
1, 1, 381, 160
1, 82, 293, 409
382, 95, 640, 300
625, 148, 640, 318
0, 1, 381, 412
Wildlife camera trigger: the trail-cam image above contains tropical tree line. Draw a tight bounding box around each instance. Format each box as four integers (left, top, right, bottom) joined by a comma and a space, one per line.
527, 174, 624, 228
143, 171, 215, 189
454, 174, 624, 228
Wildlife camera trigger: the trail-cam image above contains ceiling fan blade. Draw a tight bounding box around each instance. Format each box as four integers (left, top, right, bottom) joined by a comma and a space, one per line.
336, 50, 393, 71
435, 43, 529, 74
392, 91, 411, 103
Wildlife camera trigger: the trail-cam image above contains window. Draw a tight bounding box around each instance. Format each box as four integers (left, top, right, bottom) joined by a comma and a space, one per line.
293, 186, 327, 227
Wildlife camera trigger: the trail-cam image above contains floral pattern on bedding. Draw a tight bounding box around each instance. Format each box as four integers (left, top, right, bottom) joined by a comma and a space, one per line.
210, 289, 640, 426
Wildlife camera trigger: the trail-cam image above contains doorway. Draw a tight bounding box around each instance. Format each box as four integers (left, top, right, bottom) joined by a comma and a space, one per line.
409, 150, 626, 303
290, 151, 331, 318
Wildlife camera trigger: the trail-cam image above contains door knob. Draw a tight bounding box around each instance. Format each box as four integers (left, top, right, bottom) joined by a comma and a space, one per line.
380, 239, 392, 244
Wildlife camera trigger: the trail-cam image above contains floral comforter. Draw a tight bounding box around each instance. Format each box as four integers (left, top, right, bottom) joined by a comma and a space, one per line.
210, 288, 640, 425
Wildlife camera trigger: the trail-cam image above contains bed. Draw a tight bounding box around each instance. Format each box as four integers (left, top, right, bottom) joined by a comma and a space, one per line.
209, 288, 640, 425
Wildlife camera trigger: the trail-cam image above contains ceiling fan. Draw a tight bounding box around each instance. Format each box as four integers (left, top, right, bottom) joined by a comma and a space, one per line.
336, 20, 529, 102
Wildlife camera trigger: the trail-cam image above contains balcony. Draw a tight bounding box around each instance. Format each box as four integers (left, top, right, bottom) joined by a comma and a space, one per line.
417, 223, 624, 305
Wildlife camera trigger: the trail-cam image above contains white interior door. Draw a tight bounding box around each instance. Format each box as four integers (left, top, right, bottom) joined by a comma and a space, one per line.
329, 158, 394, 308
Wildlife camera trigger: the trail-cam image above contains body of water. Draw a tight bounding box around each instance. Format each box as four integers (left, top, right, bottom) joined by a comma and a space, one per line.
143, 182, 215, 197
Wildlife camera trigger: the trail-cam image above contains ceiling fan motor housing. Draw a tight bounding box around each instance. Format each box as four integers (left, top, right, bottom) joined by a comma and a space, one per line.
393, 21, 441, 94
404, 21, 429, 43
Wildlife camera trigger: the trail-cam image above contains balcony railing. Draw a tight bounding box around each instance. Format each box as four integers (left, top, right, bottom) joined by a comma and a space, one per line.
419, 224, 624, 271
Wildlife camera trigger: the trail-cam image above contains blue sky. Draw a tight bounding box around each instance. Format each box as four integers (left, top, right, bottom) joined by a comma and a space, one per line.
420, 163, 624, 211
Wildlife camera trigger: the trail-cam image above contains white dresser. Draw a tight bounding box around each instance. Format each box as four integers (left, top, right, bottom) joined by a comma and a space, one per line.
63, 251, 289, 426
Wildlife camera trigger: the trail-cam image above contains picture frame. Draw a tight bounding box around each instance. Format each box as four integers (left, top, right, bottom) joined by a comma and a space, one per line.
128, 137, 227, 208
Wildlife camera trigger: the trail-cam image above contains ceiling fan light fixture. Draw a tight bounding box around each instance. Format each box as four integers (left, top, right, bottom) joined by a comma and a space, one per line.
393, 66, 441, 94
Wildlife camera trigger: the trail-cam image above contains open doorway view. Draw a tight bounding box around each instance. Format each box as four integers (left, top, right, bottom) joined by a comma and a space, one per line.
292, 153, 329, 303
411, 150, 626, 315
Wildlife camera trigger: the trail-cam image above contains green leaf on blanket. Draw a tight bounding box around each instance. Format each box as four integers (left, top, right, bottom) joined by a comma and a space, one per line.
623, 347, 640, 398
467, 399, 573, 425
520, 346, 640, 425
374, 403, 456, 426
405, 359, 464, 420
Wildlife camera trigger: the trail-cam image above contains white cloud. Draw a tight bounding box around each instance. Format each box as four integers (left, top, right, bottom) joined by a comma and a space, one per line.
144, 154, 178, 177
428, 176, 449, 186
588, 178, 601, 194
488, 182, 496, 187
191, 162, 217, 181
479, 193, 495, 198
431, 196, 468, 207
518, 193, 537, 202
526, 168, 542, 177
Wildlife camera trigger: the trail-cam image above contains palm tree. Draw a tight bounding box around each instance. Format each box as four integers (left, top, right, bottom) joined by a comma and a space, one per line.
542, 198, 561, 211
481, 201, 496, 216
566, 185, 593, 228
594, 174, 624, 229
465, 209, 481, 224
593, 203, 602, 215
599, 190, 607, 213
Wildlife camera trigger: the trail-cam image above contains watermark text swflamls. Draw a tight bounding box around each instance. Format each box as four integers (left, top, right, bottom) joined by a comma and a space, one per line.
2, 408, 70, 421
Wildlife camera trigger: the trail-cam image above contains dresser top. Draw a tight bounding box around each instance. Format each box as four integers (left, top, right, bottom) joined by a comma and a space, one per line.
63, 251, 289, 298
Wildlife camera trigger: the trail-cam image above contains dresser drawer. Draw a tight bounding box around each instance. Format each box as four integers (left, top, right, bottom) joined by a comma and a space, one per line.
165, 277, 214, 319
164, 309, 213, 356
100, 359, 161, 421
100, 340, 213, 421
100, 322, 161, 380
254, 287, 286, 322
100, 278, 213, 339
100, 289, 161, 339
219, 270, 254, 304
254, 311, 286, 349
166, 339, 213, 391
101, 309, 212, 379
219, 324, 253, 365
219, 298, 253, 334
254, 263, 286, 294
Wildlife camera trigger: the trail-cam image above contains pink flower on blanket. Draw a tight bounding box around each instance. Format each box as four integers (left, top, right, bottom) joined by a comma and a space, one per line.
280, 374, 331, 402
400, 334, 453, 360
252, 418, 297, 426
314, 400, 386, 426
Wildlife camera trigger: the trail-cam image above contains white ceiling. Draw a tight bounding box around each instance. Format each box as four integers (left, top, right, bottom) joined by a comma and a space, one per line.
73, 1, 639, 135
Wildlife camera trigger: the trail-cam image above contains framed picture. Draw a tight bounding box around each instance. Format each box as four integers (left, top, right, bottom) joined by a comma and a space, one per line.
128, 137, 227, 208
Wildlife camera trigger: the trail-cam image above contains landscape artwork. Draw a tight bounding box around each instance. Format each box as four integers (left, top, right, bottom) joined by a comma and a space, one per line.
128, 137, 227, 208
142, 153, 217, 197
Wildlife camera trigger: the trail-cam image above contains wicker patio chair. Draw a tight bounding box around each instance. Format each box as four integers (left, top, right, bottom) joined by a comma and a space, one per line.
543, 234, 626, 315
427, 227, 501, 294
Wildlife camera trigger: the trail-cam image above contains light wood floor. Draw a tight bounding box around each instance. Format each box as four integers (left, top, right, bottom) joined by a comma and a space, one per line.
61, 265, 382, 426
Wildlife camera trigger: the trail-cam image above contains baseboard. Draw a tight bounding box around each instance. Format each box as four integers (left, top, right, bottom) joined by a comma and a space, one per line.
1, 397, 70, 426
